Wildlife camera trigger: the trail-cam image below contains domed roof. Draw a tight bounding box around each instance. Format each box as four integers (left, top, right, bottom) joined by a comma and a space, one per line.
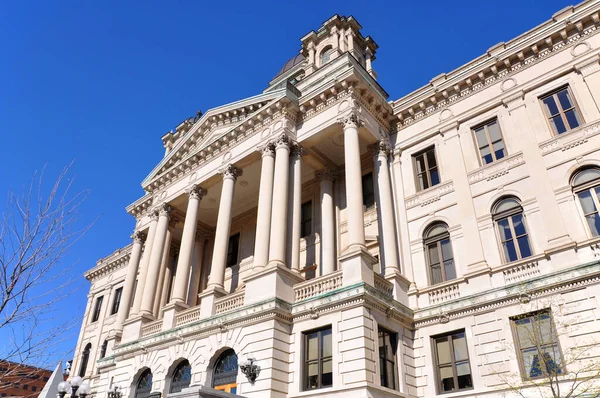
274, 53, 305, 78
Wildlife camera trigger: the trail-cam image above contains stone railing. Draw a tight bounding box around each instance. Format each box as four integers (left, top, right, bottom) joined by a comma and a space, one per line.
174, 306, 202, 327
141, 319, 162, 337
215, 291, 245, 315
503, 260, 541, 284
428, 283, 461, 304
373, 273, 393, 297
294, 270, 343, 302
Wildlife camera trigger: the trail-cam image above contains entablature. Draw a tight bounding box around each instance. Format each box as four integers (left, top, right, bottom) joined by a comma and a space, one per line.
85, 243, 133, 281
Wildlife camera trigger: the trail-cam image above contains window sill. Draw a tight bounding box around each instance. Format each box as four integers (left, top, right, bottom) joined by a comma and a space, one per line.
539, 118, 600, 155
405, 180, 455, 210
417, 277, 465, 295
466, 151, 524, 185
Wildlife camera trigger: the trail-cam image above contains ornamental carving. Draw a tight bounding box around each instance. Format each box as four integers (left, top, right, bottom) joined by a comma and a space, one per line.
337, 111, 364, 129
315, 167, 339, 182
290, 144, 306, 158
370, 139, 391, 158
257, 142, 275, 158
220, 164, 243, 181
273, 133, 291, 150
130, 231, 146, 245
188, 185, 208, 200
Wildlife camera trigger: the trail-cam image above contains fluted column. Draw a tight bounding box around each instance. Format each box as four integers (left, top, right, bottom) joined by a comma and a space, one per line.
186, 233, 207, 306
131, 212, 158, 315
268, 134, 292, 267
253, 143, 276, 269
373, 140, 400, 275
115, 231, 145, 330
171, 185, 206, 304
338, 111, 366, 250
154, 230, 172, 317
287, 145, 304, 272
207, 165, 242, 289
316, 167, 338, 275
139, 204, 171, 317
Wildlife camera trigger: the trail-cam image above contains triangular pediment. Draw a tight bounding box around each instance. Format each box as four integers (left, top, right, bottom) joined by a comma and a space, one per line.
142, 87, 297, 190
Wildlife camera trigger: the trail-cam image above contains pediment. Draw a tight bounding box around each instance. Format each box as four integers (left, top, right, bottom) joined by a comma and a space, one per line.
142, 87, 298, 191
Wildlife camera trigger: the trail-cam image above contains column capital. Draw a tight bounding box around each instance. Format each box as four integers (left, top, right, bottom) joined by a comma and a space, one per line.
219, 164, 243, 181
290, 144, 306, 158
148, 208, 160, 221
257, 142, 275, 158
273, 133, 292, 150
337, 111, 364, 129
155, 203, 172, 218
369, 139, 392, 159
187, 184, 207, 200
131, 231, 146, 245
315, 167, 339, 182
574, 55, 600, 77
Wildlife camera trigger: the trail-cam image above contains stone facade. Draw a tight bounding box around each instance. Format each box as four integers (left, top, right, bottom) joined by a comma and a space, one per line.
72, 3, 600, 397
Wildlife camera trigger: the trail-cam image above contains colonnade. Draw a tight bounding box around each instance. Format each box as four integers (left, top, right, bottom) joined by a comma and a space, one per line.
115, 109, 402, 332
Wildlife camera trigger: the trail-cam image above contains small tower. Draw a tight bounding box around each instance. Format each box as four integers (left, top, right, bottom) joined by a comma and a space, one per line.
300, 15, 379, 79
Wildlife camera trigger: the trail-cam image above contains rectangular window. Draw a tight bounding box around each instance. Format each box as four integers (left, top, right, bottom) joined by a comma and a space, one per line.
32, 386, 37, 392
301, 201, 313, 238
540, 86, 583, 135
472, 119, 506, 165
226, 233, 240, 267
413, 147, 440, 191
378, 328, 398, 390
304, 327, 333, 390
110, 287, 123, 315
91, 296, 104, 323
362, 172, 375, 209
23, 385, 28, 391
511, 310, 563, 380
432, 330, 473, 393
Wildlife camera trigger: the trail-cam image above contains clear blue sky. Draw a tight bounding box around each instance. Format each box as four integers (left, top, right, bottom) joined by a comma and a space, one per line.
0, 0, 573, 368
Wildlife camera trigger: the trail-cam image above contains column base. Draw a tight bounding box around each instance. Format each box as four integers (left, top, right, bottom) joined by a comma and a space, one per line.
121, 313, 155, 343
384, 269, 410, 307
198, 286, 228, 318
162, 301, 189, 330
245, 263, 304, 305
339, 245, 377, 287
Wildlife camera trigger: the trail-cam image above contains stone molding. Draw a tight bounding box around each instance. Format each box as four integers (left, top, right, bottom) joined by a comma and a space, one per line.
404, 180, 455, 209
187, 184, 207, 200
84, 244, 133, 281
539, 119, 600, 155
467, 151, 525, 184
574, 54, 600, 76
130, 231, 146, 245
219, 164, 243, 181
315, 166, 339, 182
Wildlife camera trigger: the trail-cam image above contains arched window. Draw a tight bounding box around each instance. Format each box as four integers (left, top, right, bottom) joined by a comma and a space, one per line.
170, 360, 192, 393
135, 369, 153, 398
320, 47, 334, 66
571, 167, 600, 237
78, 343, 91, 377
99, 340, 108, 360
424, 222, 455, 285
493, 197, 532, 263
212, 349, 238, 394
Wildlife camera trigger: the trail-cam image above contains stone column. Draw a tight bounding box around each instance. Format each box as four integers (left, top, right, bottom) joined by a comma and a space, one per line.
139, 204, 171, 317
207, 164, 242, 289
287, 145, 304, 272
154, 231, 172, 317
338, 112, 366, 250
115, 231, 145, 332
186, 233, 207, 306
171, 185, 206, 305
268, 134, 292, 267
372, 140, 401, 276
316, 167, 338, 275
253, 143, 275, 269
131, 213, 158, 315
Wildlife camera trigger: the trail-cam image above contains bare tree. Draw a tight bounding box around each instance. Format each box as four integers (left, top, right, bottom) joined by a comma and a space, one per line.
491, 293, 600, 398
0, 163, 91, 383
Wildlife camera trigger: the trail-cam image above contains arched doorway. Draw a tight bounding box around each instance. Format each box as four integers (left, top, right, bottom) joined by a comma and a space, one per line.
212, 349, 238, 394
135, 369, 153, 398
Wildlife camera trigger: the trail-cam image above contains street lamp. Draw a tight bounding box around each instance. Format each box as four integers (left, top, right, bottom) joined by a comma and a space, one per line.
107, 386, 122, 398
58, 376, 91, 398
239, 354, 260, 384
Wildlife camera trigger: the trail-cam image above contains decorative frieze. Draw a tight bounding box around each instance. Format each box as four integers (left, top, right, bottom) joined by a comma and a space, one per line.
467, 152, 525, 184
428, 283, 461, 305
405, 180, 455, 209
539, 119, 600, 154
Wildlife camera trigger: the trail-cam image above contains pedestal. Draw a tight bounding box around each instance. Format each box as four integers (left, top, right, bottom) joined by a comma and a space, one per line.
244, 263, 304, 306
162, 301, 189, 330
121, 313, 154, 343
198, 286, 228, 318
339, 246, 377, 287
384, 269, 411, 307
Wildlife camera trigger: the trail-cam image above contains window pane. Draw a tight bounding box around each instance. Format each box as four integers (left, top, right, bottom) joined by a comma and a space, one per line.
497, 219, 512, 241
512, 214, 527, 236
430, 168, 440, 186
488, 121, 502, 141
573, 169, 600, 187
431, 264, 443, 285
436, 338, 451, 365
551, 115, 567, 134
517, 236, 532, 258
475, 128, 488, 147
385, 361, 396, 389
440, 239, 453, 261
418, 172, 428, 190
307, 362, 318, 389
542, 346, 562, 376
515, 318, 535, 348
428, 244, 440, 266
586, 214, 600, 237
537, 314, 553, 344
307, 333, 318, 360
444, 259, 457, 280
415, 155, 426, 173
482, 153, 494, 165
452, 333, 468, 361
321, 329, 332, 358
492, 140, 505, 157
426, 150, 437, 168
557, 89, 573, 110
565, 109, 580, 130
439, 366, 455, 392
322, 359, 333, 387
523, 348, 543, 378
503, 240, 518, 262
543, 96, 559, 116
578, 191, 597, 214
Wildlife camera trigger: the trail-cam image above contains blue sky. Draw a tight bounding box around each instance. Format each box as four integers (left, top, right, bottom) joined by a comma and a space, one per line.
0, 0, 573, 368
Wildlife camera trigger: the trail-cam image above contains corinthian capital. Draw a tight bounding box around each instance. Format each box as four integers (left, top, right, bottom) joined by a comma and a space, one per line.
273, 133, 292, 150
188, 184, 208, 200
156, 203, 172, 218
337, 111, 364, 129
131, 231, 146, 244
257, 142, 275, 158
370, 139, 392, 159
290, 144, 306, 159
315, 167, 339, 182
220, 164, 243, 181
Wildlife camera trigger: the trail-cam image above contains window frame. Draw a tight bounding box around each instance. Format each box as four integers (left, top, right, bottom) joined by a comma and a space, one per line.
362, 172, 376, 209
170, 360, 192, 394
431, 329, 474, 394
91, 296, 104, 323
110, 287, 123, 315
303, 326, 333, 391
301, 201, 313, 238
510, 310, 565, 381
424, 224, 456, 286
378, 327, 398, 390
412, 146, 440, 192
226, 233, 241, 267
572, 168, 600, 238
471, 118, 508, 165
493, 199, 533, 263
539, 85, 584, 135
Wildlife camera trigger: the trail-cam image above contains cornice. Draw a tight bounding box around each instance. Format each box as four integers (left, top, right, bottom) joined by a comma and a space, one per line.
393, 2, 600, 130
126, 194, 153, 218
84, 244, 133, 281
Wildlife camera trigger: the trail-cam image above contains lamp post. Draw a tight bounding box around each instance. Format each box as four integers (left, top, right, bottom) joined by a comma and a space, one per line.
107, 386, 122, 398
58, 376, 91, 398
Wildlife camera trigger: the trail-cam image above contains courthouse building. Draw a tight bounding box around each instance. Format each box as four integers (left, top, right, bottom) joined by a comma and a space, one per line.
72, 1, 600, 397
